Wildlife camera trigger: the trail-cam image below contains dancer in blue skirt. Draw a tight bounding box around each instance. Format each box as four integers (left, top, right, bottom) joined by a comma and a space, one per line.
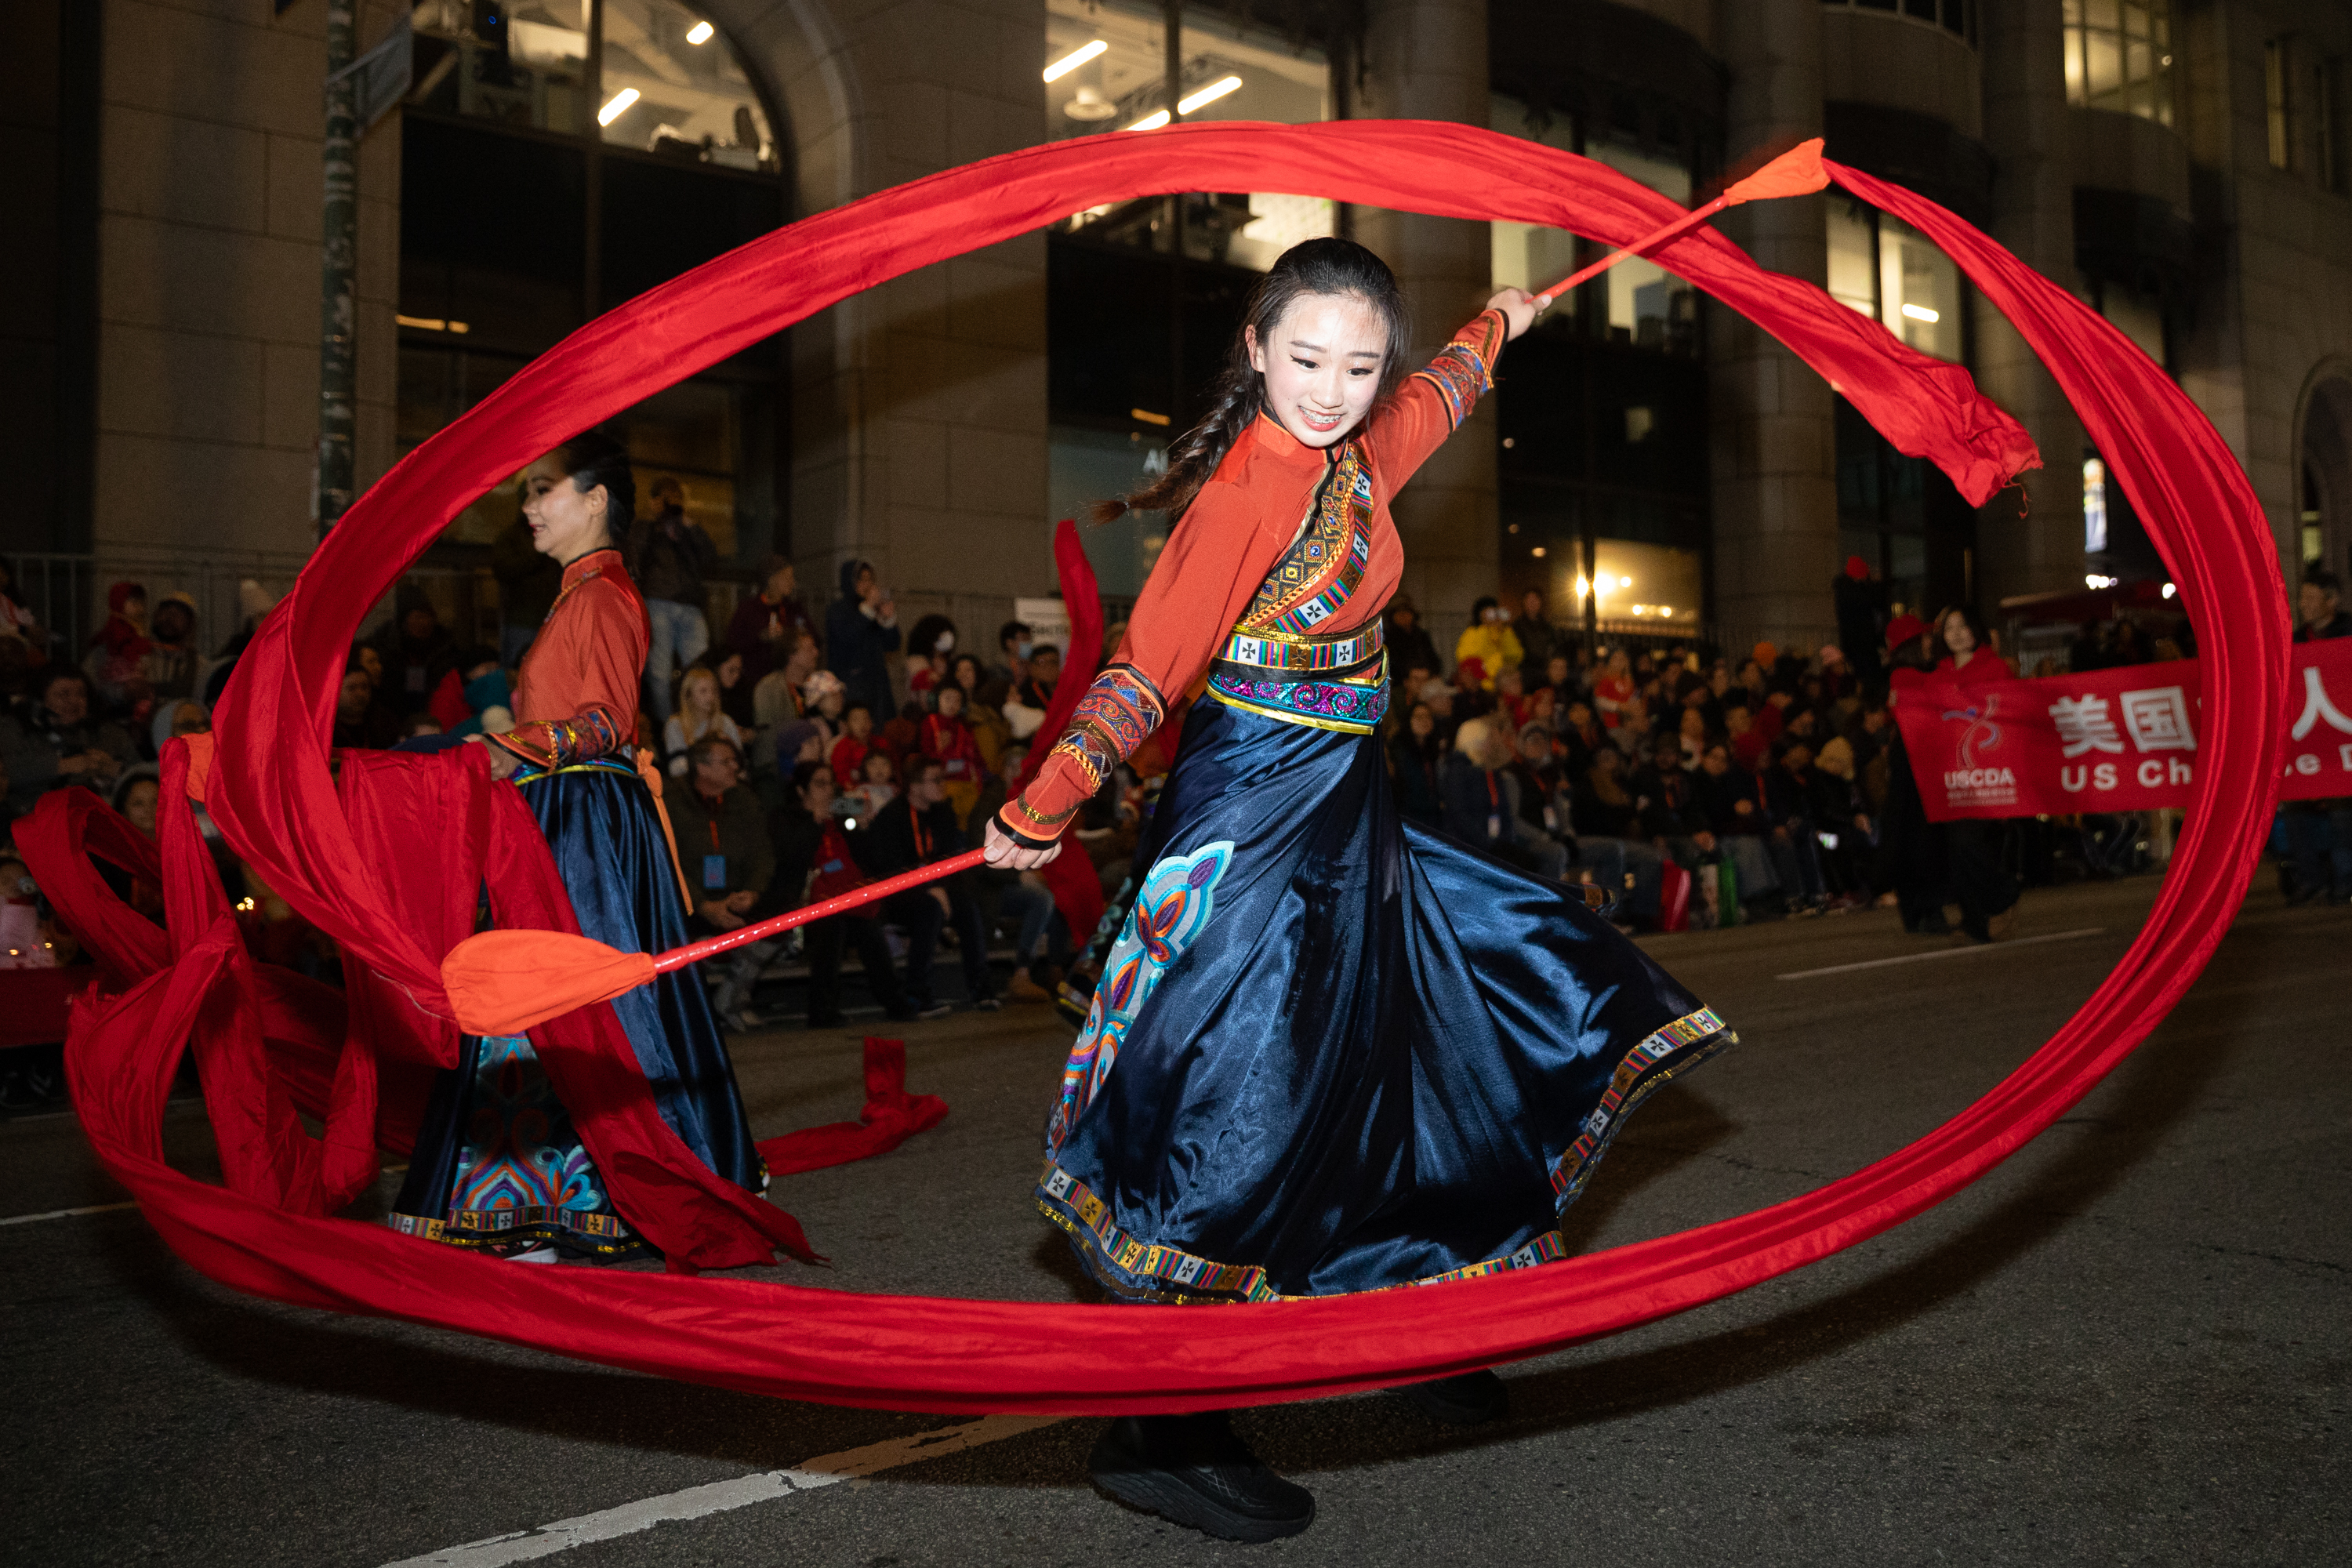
983, 239, 1734, 1541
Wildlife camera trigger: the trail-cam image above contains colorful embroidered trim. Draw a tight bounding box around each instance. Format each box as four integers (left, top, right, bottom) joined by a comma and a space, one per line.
491, 706, 622, 771
1207, 667, 1389, 733
1218, 615, 1384, 674
1047, 840, 1233, 1155
510, 757, 641, 786
1411, 310, 1503, 431
1243, 439, 1374, 635
1549, 1006, 1736, 1207
1040, 1160, 1574, 1305
1047, 662, 1167, 793
387, 1207, 640, 1256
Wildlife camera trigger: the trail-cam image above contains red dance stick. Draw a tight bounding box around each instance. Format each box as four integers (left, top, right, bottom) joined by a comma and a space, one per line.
1532, 137, 1828, 309
652, 848, 987, 973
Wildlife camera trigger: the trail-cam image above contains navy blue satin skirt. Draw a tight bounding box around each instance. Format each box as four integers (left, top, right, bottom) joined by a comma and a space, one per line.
393, 763, 764, 1254
1037, 691, 1733, 1301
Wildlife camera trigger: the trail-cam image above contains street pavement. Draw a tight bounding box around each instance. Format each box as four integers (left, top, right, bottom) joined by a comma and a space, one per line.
4, 873, 2345, 1566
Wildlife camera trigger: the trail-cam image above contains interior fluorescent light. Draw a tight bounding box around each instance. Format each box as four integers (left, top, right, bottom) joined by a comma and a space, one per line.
1129, 407, 1171, 426
1900, 303, 1940, 324
1125, 108, 1171, 132
598, 87, 640, 127
1044, 39, 1106, 82
1178, 75, 1242, 114
396, 314, 470, 334
685, 20, 714, 45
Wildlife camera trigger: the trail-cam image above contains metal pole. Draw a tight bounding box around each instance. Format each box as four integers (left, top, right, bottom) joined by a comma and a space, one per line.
316, 0, 358, 534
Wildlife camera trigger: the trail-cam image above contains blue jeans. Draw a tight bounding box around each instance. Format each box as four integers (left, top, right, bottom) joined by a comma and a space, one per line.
643, 598, 710, 727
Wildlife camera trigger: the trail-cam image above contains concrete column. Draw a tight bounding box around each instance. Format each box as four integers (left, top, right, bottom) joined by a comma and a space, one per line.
1708, 0, 1838, 658
1974, 0, 2087, 614
1352, 0, 1495, 642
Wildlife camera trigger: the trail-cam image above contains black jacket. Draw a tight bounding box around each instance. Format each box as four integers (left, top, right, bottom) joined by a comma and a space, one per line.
853, 794, 968, 877
628, 505, 717, 610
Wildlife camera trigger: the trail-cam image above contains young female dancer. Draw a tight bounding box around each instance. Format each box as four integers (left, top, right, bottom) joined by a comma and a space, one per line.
982, 241, 1734, 1540
391, 433, 766, 1260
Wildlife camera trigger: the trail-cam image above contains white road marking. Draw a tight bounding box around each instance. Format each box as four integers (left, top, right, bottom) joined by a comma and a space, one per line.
1777, 926, 2106, 980
0, 1201, 138, 1228
379, 1414, 1061, 1566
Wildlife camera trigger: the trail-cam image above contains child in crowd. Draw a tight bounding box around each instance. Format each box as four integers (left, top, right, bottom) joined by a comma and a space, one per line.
851, 747, 899, 821
829, 701, 876, 784
921, 683, 986, 828
666, 666, 744, 777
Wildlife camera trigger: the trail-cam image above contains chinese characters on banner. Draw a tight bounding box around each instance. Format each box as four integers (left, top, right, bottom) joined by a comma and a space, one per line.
1890, 638, 2352, 821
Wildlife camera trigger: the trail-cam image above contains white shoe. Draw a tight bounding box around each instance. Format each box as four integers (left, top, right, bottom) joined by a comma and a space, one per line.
506, 1244, 560, 1264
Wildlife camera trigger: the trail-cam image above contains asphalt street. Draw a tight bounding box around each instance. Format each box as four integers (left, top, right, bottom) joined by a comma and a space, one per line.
4, 873, 2345, 1566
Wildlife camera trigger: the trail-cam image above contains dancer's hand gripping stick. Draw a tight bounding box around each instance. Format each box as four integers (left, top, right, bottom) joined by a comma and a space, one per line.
442, 848, 989, 1036
1530, 138, 1828, 311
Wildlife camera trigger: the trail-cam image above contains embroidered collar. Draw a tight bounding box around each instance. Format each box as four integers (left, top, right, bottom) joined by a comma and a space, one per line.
1250, 411, 1352, 473
559, 547, 622, 590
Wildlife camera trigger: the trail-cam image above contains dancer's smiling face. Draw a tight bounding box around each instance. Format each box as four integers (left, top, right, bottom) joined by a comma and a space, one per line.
1247, 291, 1388, 450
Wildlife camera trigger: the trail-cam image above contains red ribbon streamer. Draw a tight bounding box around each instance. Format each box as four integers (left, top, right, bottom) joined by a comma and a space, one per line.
43, 122, 2280, 1415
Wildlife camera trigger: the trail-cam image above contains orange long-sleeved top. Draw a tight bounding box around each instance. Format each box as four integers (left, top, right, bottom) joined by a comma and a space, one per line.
1000, 310, 1508, 845
486, 546, 648, 770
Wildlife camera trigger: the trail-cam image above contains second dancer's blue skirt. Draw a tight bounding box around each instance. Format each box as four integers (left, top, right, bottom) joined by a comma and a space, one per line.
1037, 677, 1733, 1301
392, 760, 764, 1257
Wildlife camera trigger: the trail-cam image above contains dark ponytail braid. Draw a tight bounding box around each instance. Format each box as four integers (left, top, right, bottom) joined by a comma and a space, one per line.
1095, 237, 1413, 525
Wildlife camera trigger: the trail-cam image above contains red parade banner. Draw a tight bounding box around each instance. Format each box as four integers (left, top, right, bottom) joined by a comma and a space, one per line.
1893, 638, 2352, 821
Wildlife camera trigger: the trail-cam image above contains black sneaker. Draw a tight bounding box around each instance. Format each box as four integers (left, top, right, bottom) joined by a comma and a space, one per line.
1394, 1368, 1508, 1426
914, 999, 953, 1020
975, 996, 1003, 1011
1088, 1411, 1313, 1542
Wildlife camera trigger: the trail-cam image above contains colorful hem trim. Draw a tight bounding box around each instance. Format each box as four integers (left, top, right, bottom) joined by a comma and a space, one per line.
387, 1207, 644, 1258
1548, 1007, 1735, 1207
1047, 663, 1167, 793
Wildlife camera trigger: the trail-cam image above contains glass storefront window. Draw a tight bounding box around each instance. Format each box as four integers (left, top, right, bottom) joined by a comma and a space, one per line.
2063, 0, 2175, 127
1822, 199, 1964, 362
1046, 0, 1330, 267
409, 2, 775, 169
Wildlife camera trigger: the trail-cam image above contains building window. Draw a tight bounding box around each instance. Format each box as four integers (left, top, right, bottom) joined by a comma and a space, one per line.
2064, 0, 2176, 129
1489, 96, 1702, 358
1819, 0, 1975, 45
1825, 198, 1965, 363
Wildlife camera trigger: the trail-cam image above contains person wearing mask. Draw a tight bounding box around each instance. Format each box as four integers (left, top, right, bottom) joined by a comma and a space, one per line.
764, 760, 921, 1027
666, 738, 778, 1032
630, 475, 719, 729
1452, 594, 1523, 691
1386, 702, 1443, 826
1509, 588, 1555, 677
331, 660, 404, 750
2284, 568, 2352, 904
992, 620, 1033, 692
725, 554, 817, 691
855, 756, 983, 1011
2, 670, 135, 818
1926, 604, 2019, 941
825, 559, 901, 723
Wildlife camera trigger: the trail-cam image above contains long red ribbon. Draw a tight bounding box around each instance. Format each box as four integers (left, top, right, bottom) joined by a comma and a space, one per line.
49, 122, 2278, 1416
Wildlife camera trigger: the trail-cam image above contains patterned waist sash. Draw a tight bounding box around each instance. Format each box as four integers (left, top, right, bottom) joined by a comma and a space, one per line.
510, 757, 641, 787
1207, 652, 1389, 735
1216, 615, 1384, 676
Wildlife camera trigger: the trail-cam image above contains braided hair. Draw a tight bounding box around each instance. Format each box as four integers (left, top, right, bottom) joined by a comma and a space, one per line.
1098, 238, 1413, 524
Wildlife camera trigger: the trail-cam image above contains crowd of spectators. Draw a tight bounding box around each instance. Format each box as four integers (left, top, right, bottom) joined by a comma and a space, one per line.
6, 528, 2333, 1093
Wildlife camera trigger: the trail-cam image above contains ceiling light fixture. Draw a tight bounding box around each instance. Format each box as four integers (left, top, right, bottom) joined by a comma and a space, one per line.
1900, 303, 1940, 324
685, 20, 713, 45
1044, 39, 1107, 82
1125, 108, 1171, 132
597, 87, 640, 126
1178, 75, 1242, 114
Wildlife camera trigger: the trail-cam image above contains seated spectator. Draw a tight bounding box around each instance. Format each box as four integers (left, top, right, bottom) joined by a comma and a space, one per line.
829, 701, 877, 783
82, 582, 153, 716
724, 554, 816, 690
855, 756, 992, 1009
712, 650, 757, 731
1592, 648, 1635, 728
1809, 735, 1875, 906
140, 593, 201, 707
372, 586, 457, 716
995, 869, 1071, 1003
1388, 702, 1444, 827
951, 653, 1011, 777
1511, 722, 1566, 840
905, 615, 958, 710
851, 747, 899, 820
331, 660, 403, 750
1454, 596, 1523, 693
1557, 699, 1604, 775
1511, 588, 1556, 675
150, 697, 210, 762
1415, 676, 1460, 751
1441, 717, 1566, 880
1495, 666, 1530, 731
1762, 736, 1830, 913
666, 666, 745, 777
921, 684, 986, 826
991, 619, 1033, 691
1569, 742, 1665, 921
1383, 594, 1442, 691
1691, 740, 1783, 916
2, 670, 135, 817
1014, 642, 1062, 713
1726, 702, 1769, 770
764, 761, 920, 1028
665, 738, 775, 1029
1630, 733, 1712, 869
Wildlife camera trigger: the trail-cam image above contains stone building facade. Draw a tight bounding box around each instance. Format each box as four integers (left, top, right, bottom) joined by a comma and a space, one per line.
7, 0, 2348, 666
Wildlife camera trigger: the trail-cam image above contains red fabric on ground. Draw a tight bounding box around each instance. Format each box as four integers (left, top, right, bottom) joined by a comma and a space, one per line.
760, 1037, 949, 1178
45, 124, 2282, 1415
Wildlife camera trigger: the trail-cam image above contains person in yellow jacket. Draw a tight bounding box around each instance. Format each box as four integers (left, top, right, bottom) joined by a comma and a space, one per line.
1453, 594, 1523, 690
